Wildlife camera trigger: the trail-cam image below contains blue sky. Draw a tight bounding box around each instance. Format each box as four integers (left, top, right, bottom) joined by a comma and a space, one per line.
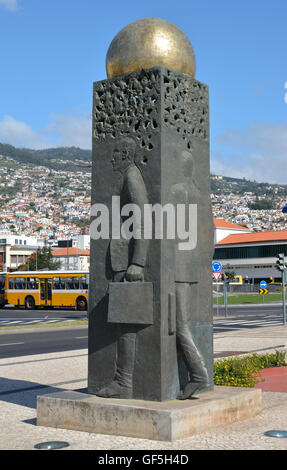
0, 0, 287, 183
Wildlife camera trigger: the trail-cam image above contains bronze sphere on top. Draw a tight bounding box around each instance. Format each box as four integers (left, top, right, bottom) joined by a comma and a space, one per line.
106, 18, 196, 79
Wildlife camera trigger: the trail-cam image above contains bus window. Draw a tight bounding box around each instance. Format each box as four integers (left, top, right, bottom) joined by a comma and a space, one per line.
66, 277, 80, 289
80, 275, 89, 290
27, 277, 39, 289
0, 275, 5, 294
9, 278, 14, 289
14, 278, 26, 289
47, 279, 52, 300
53, 277, 65, 290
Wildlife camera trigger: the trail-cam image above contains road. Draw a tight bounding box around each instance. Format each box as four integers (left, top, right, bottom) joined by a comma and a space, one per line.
213, 304, 283, 333
0, 304, 285, 358
0, 306, 86, 328
0, 326, 88, 359
0, 306, 88, 358
213, 303, 286, 332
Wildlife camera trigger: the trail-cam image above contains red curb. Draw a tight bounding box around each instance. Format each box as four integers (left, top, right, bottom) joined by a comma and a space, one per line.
254, 366, 287, 392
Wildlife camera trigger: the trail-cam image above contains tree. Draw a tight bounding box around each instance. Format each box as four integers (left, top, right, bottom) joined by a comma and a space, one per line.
248, 198, 273, 210
18, 247, 61, 271
224, 270, 236, 281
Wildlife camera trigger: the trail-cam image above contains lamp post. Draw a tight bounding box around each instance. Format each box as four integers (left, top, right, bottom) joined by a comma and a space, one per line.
275, 253, 286, 326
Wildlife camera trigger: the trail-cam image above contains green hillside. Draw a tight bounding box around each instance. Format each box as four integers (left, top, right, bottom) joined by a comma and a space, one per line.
0, 143, 91, 170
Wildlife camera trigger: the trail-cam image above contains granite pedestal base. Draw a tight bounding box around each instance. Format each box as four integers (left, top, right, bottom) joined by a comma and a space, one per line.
37, 387, 262, 442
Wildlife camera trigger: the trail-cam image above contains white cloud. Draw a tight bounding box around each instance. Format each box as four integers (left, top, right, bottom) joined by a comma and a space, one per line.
0, 113, 92, 150
0, 0, 18, 11
212, 122, 287, 184
3, 114, 286, 184
0, 115, 47, 149
44, 114, 92, 149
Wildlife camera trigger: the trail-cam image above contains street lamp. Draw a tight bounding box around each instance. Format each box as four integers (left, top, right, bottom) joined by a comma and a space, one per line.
275, 253, 286, 326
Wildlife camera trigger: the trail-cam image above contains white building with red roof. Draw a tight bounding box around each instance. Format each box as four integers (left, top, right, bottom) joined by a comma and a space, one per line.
213, 218, 250, 243
52, 247, 90, 271
214, 222, 287, 284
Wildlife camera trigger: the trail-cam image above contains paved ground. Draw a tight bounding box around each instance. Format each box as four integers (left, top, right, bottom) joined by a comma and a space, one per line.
0, 324, 287, 450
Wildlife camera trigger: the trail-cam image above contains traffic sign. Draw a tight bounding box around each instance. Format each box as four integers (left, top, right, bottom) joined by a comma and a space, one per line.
260, 280, 268, 289
259, 288, 268, 295
212, 262, 222, 273
213, 272, 221, 281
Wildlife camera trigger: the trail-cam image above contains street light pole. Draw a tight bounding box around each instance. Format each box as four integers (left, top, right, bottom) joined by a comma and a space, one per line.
216, 280, 219, 316
222, 275, 228, 317
276, 253, 287, 326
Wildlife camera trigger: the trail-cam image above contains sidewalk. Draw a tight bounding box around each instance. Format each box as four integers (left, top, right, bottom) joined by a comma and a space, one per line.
0, 324, 287, 450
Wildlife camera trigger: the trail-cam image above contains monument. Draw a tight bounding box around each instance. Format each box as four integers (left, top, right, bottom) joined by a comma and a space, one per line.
88, 17, 214, 402
37, 18, 262, 440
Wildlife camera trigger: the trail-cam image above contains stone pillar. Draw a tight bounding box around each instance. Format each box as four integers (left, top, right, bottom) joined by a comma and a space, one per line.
88, 66, 214, 401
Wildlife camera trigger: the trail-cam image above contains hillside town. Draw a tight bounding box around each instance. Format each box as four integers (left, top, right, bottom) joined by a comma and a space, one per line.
0, 155, 91, 241
0, 153, 286, 272
211, 175, 287, 232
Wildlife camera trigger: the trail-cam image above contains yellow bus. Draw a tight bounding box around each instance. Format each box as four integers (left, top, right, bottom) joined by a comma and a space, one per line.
0, 273, 5, 308
0, 270, 89, 310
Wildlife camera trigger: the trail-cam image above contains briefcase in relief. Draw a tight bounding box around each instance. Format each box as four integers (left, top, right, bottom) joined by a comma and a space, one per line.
108, 282, 153, 325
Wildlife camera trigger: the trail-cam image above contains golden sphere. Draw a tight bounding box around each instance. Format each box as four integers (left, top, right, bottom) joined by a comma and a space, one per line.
106, 18, 196, 79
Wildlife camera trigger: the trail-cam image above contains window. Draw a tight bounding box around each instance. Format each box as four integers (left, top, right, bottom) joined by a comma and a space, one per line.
9, 278, 14, 289
27, 277, 39, 289
52, 277, 65, 290
0, 275, 5, 294
80, 274, 89, 289
14, 278, 26, 289
66, 277, 79, 290
254, 265, 273, 269
214, 244, 287, 260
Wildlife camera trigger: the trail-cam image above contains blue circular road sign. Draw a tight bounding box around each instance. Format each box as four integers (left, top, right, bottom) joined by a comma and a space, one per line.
212, 262, 222, 273
260, 280, 268, 289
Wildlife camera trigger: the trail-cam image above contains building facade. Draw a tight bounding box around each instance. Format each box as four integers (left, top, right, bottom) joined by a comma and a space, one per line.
52, 247, 90, 271
214, 230, 287, 284
0, 233, 44, 271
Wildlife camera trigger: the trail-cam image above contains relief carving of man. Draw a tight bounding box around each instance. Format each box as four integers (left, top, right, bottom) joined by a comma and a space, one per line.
96, 136, 149, 399
171, 150, 210, 399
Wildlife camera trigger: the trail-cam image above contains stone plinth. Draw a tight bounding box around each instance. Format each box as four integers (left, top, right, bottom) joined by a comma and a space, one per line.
37, 387, 262, 442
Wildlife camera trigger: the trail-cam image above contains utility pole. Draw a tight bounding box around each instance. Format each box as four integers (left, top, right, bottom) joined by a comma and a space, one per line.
222, 274, 229, 317
67, 241, 69, 271
216, 279, 219, 316
283, 269, 286, 327
275, 253, 286, 326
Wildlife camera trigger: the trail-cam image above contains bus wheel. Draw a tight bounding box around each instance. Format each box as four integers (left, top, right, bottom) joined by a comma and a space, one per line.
25, 296, 35, 310
76, 297, 87, 311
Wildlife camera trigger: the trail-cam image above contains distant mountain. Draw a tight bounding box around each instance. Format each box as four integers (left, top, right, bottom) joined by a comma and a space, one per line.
210, 174, 287, 198
0, 143, 91, 170
0, 143, 286, 198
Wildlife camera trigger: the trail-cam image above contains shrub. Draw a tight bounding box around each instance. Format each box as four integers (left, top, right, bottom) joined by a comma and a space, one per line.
214, 350, 287, 388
